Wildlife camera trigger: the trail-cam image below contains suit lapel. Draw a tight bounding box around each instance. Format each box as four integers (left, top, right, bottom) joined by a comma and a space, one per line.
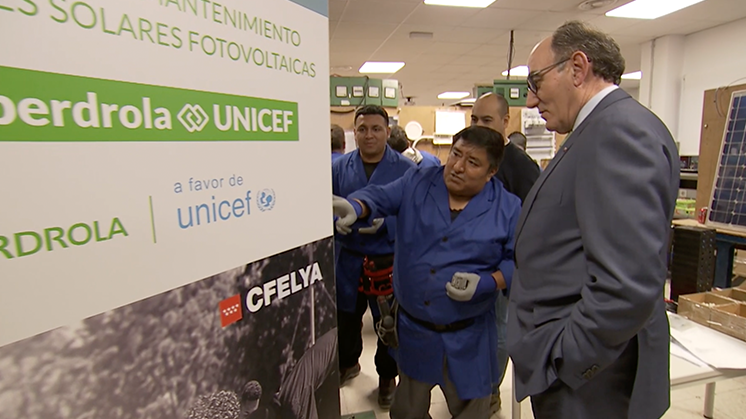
515, 139, 576, 237
515, 89, 631, 239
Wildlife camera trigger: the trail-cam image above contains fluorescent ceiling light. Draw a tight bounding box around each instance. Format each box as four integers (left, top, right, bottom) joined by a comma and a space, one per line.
606, 0, 705, 19
359, 62, 405, 74
424, 0, 496, 8
460, 98, 477, 103
621, 71, 642, 80
438, 91, 471, 100
501, 66, 529, 77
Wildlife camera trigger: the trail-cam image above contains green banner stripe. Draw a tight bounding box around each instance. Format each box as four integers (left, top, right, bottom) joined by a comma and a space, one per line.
0, 66, 298, 142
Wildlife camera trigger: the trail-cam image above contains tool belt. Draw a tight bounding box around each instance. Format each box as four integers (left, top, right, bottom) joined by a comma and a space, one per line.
400, 307, 475, 333
359, 254, 394, 296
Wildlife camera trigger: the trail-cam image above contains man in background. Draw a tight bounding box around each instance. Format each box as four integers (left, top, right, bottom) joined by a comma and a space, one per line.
387, 126, 441, 168
509, 21, 678, 419
470, 92, 541, 413
332, 105, 416, 408
331, 124, 346, 163
472, 93, 540, 202
508, 131, 528, 152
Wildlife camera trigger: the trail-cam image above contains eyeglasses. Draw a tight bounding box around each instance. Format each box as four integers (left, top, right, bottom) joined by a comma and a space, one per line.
527, 58, 570, 95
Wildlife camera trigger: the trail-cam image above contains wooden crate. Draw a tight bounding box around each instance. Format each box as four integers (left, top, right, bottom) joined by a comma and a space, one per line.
710, 303, 746, 342
712, 287, 746, 303
678, 292, 735, 326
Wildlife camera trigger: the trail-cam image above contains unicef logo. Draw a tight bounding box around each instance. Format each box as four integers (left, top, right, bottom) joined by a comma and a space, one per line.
257, 189, 276, 212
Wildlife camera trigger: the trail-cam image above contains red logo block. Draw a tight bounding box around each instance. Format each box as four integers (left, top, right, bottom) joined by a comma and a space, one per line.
219, 294, 243, 327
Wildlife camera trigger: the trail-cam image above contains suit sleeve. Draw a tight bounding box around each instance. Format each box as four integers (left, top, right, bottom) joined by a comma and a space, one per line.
349, 168, 416, 219
552, 117, 674, 390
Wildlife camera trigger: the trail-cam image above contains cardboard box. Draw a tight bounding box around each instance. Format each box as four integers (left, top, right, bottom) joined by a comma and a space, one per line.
710, 303, 746, 342
678, 292, 735, 326
712, 287, 746, 303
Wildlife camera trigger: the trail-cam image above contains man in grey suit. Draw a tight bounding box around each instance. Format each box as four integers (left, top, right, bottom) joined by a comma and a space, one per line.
507, 21, 680, 419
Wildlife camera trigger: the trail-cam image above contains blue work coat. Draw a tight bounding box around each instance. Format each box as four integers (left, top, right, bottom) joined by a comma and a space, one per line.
349, 166, 520, 400
419, 150, 442, 168
332, 151, 344, 163
332, 146, 416, 314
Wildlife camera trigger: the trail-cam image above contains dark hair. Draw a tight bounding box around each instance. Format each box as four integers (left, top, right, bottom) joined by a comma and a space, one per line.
452, 126, 505, 170
387, 125, 409, 153
331, 124, 345, 150
551, 20, 625, 85
508, 131, 527, 150
354, 105, 389, 127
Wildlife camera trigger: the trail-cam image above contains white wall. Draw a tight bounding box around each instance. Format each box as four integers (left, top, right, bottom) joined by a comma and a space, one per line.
678, 18, 746, 155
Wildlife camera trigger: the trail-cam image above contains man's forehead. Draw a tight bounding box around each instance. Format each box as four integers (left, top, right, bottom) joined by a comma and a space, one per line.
356, 114, 387, 127
528, 37, 553, 67
454, 141, 485, 156
473, 97, 499, 115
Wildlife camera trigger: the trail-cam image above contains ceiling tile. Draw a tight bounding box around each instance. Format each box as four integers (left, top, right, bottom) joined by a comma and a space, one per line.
424, 42, 482, 55
518, 11, 598, 31
433, 64, 482, 74
331, 21, 398, 41
589, 15, 639, 34
436, 27, 508, 44
510, 29, 555, 46
466, 7, 538, 29
492, 0, 591, 13
404, 4, 482, 27
410, 52, 462, 65
661, 0, 746, 22
341, 0, 419, 24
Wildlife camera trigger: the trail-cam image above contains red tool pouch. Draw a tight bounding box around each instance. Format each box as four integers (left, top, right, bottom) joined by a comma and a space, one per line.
359, 254, 394, 296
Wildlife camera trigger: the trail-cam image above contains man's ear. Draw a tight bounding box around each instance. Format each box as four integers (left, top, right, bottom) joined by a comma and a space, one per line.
571, 51, 592, 87
386, 126, 391, 137
502, 112, 511, 134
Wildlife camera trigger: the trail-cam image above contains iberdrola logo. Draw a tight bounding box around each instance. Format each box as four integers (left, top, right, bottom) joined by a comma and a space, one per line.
177, 104, 210, 133
0, 65, 300, 142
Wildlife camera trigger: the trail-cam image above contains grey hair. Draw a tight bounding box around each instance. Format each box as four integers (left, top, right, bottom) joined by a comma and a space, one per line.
551, 20, 626, 85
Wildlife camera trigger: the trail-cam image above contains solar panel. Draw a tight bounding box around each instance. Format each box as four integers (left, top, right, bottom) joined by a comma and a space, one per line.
707, 90, 746, 231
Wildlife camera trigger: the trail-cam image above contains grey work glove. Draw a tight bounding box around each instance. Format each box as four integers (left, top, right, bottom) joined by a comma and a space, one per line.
333, 195, 358, 235
445, 272, 481, 302
358, 218, 384, 234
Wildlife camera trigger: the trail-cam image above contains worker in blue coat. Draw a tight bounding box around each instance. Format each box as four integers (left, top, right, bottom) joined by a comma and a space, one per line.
333, 126, 520, 419
332, 105, 416, 408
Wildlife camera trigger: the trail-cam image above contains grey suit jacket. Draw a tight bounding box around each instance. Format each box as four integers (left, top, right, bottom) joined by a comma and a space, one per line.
507, 89, 679, 419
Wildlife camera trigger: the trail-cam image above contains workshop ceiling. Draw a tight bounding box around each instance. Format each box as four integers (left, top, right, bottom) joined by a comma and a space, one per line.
329, 0, 746, 105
